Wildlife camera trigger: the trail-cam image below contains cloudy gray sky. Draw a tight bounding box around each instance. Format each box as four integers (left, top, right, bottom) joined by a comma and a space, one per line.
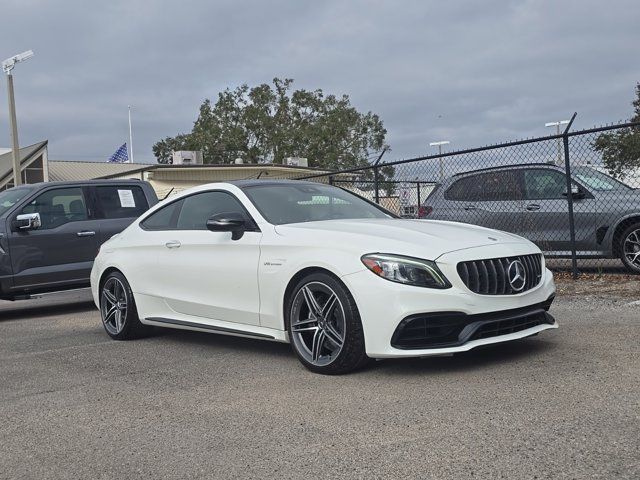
1, 0, 638, 164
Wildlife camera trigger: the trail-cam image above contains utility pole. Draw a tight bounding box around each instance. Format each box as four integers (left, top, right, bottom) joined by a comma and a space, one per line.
545, 120, 569, 166
3, 50, 34, 187
429, 140, 450, 181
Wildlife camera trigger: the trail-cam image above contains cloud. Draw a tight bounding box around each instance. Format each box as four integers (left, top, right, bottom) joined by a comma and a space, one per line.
0, 0, 637, 162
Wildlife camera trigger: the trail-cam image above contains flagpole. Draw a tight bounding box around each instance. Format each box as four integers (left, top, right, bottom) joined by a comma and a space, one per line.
128, 105, 134, 163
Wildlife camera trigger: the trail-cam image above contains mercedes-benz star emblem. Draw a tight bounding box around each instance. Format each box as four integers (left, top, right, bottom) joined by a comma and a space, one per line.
507, 260, 527, 291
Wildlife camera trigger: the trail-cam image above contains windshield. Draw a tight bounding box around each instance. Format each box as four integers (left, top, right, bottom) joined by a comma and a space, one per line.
0, 186, 33, 217
242, 183, 393, 225
573, 167, 632, 192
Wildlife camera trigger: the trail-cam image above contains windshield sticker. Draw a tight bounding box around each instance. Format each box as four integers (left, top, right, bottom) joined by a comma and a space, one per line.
118, 189, 136, 208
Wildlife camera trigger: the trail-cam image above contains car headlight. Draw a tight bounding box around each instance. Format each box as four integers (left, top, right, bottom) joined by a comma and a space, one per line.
361, 253, 451, 289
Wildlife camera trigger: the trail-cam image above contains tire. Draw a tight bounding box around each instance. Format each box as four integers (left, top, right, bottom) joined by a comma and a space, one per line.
619, 223, 640, 274
99, 271, 152, 340
285, 272, 369, 375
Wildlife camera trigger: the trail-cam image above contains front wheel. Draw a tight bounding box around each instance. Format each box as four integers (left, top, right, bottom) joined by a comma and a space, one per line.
619, 223, 640, 274
286, 272, 369, 375
100, 271, 151, 340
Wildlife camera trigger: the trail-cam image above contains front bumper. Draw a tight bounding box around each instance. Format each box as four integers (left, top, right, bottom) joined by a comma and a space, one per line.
391, 297, 555, 350
341, 244, 557, 358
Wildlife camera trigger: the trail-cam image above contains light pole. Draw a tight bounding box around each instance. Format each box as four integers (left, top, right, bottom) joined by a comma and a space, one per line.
128, 105, 134, 163
2, 50, 34, 187
429, 140, 450, 181
545, 120, 569, 166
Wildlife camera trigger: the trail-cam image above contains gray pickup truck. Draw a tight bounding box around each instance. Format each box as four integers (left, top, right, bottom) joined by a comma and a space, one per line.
0, 180, 157, 300
421, 163, 640, 273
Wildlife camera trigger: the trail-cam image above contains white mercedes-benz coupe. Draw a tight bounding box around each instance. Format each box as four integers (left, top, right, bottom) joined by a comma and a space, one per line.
90, 180, 557, 374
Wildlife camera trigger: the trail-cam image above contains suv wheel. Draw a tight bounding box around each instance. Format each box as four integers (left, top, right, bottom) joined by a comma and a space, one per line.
286, 272, 369, 375
100, 271, 151, 339
620, 223, 640, 274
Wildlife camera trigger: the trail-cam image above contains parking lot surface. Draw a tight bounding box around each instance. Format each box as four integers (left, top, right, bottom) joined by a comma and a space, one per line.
1, 290, 639, 479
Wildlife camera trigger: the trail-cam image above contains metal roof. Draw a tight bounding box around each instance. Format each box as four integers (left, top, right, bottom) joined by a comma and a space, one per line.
48, 160, 156, 182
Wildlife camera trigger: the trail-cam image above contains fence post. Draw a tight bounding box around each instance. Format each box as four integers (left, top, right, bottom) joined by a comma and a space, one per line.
416, 182, 421, 218
328, 175, 334, 186
562, 113, 579, 279
374, 166, 380, 203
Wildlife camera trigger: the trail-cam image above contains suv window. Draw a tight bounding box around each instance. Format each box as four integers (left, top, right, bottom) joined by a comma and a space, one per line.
140, 199, 184, 231
444, 176, 483, 201
20, 187, 88, 229
177, 191, 250, 230
95, 185, 149, 219
524, 169, 568, 199
446, 170, 522, 202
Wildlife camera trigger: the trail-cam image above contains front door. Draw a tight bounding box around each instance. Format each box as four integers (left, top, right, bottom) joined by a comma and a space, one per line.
8, 186, 98, 290
155, 190, 262, 326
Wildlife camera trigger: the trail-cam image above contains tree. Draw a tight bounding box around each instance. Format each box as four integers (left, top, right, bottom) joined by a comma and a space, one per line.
594, 83, 640, 178
152, 78, 391, 175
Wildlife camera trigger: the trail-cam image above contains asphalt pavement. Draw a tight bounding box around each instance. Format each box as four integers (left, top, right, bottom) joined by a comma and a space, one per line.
0, 289, 638, 479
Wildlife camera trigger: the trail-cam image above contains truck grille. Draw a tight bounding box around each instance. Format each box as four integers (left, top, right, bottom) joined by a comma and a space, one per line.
457, 254, 543, 295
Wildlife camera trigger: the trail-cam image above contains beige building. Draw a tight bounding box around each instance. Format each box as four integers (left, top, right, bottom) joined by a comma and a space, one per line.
47, 162, 338, 199
0, 141, 340, 198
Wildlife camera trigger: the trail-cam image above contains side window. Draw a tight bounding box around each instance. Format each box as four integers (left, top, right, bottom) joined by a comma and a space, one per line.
95, 186, 149, 219
20, 187, 88, 229
524, 170, 567, 200
140, 199, 184, 231
478, 170, 522, 201
444, 176, 483, 201
176, 191, 250, 230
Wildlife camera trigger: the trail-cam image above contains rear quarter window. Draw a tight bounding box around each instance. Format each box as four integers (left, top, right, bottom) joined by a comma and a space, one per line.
444, 176, 483, 201
96, 185, 149, 219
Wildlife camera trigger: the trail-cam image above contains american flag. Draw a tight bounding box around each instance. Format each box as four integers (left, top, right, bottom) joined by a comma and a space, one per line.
108, 143, 129, 163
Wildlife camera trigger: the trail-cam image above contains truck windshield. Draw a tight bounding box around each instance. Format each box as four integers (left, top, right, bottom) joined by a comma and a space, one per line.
0, 186, 33, 217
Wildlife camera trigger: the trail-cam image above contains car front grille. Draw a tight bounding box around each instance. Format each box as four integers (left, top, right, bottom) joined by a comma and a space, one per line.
457, 254, 543, 295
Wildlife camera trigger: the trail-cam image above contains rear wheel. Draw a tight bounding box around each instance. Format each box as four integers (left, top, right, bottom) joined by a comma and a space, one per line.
100, 271, 151, 340
619, 223, 640, 274
286, 272, 368, 375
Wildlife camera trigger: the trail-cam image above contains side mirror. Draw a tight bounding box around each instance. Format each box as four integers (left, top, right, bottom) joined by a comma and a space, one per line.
206, 213, 246, 240
13, 212, 41, 231
563, 185, 585, 199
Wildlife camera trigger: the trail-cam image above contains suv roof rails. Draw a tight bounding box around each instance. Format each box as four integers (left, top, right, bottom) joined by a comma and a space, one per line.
452, 162, 559, 177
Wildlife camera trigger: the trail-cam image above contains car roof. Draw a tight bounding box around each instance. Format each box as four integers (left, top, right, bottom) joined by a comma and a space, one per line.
16, 179, 145, 189
229, 179, 327, 189
452, 163, 562, 178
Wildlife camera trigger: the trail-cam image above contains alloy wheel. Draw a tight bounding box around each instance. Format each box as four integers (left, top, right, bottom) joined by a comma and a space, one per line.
290, 281, 346, 367
623, 229, 640, 269
101, 277, 128, 335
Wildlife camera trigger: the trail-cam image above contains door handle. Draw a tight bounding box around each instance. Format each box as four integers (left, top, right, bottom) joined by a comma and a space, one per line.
76, 231, 96, 237
165, 241, 181, 249
526, 204, 541, 211
463, 204, 477, 211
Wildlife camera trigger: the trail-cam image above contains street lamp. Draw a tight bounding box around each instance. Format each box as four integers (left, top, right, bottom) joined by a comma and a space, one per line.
429, 140, 450, 181
2, 50, 34, 187
545, 120, 569, 166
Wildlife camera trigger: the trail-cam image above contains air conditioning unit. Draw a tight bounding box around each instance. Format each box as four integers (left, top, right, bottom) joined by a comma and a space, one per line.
285, 157, 308, 167
171, 150, 203, 165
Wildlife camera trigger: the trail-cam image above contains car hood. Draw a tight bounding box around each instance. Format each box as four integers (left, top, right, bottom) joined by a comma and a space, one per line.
274, 218, 533, 258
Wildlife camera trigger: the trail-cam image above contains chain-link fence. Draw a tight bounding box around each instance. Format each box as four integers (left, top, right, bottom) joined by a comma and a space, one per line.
275, 118, 640, 277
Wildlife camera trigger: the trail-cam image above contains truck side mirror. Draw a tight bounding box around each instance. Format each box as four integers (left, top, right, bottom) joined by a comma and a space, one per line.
13, 212, 42, 231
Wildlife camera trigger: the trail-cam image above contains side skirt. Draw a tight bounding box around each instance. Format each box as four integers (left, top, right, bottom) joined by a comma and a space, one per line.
145, 316, 277, 340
